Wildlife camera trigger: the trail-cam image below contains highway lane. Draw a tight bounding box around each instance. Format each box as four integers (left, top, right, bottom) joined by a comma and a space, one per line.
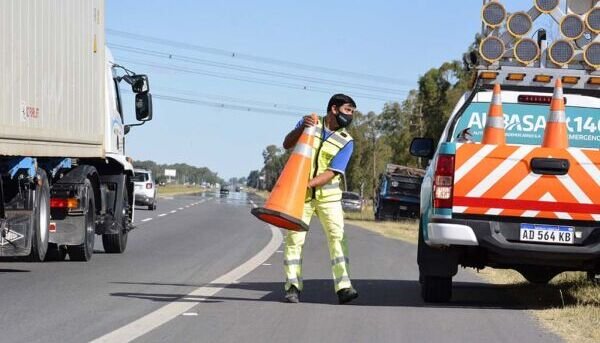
0, 191, 562, 343
0, 191, 271, 343
132, 194, 561, 343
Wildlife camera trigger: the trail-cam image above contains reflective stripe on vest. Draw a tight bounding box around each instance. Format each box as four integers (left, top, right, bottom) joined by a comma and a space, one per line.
305, 118, 353, 202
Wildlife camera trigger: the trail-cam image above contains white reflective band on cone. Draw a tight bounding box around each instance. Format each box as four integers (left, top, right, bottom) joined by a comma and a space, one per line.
293, 143, 313, 158
485, 116, 505, 128
548, 110, 566, 123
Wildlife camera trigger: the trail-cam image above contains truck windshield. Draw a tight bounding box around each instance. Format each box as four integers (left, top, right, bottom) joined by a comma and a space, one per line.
452, 91, 600, 149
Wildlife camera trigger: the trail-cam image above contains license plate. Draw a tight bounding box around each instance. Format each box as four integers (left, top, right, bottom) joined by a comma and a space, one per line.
520, 223, 574, 244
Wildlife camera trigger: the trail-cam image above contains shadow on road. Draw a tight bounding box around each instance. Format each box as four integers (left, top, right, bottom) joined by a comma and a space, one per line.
0, 268, 30, 273
109, 278, 570, 310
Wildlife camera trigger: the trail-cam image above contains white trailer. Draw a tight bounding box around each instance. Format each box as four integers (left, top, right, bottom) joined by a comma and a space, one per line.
0, 0, 153, 261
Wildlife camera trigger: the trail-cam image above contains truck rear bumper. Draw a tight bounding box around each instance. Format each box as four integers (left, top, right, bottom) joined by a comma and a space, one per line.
429, 217, 600, 269
427, 222, 478, 246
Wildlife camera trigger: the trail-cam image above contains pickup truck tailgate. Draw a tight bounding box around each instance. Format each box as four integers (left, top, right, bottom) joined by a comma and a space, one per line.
452, 143, 600, 221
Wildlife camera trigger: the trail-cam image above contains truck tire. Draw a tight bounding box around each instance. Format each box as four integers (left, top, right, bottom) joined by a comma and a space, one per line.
67, 180, 95, 261
44, 243, 67, 262
27, 169, 50, 262
418, 219, 456, 303
421, 276, 452, 303
103, 187, 129, 253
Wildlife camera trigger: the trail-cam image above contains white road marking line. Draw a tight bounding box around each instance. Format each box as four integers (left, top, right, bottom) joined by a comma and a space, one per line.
90, 225, 283, 343
182, 313, 198, 316
178, 207, 184, 210
158, 214, 167, 217
262, 263, 272, 266
170, 210, 177, 214
141, 218, 153, 222
276, 250, 283, 253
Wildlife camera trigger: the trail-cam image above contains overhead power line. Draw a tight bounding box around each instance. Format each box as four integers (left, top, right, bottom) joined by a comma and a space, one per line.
109, 43, 408, 95
119, 58, 399, 102
153, 94, 302, 117
152, 86, 320, 113
107, 28, 413, 85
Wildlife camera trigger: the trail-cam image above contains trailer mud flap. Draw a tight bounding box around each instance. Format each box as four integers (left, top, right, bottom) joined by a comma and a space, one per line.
0, 213, 32, 257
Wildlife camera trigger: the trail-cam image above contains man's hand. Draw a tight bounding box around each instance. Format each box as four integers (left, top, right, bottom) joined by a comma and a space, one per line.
302, 115, 317, 128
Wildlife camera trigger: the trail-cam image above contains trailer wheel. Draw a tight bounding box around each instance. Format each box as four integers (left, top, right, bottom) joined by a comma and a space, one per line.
28, 169, 50, 262
67, 180, 95, 261
103, 187, 129, 253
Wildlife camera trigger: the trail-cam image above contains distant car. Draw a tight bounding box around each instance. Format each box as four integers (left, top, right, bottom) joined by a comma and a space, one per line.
133, 169, 157, 210
374, 164, 425, 220
342, 191, 363, 212
220, 185, 230, 195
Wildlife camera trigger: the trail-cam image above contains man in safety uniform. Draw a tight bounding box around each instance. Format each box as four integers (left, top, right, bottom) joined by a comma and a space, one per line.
282, 93, 358, 304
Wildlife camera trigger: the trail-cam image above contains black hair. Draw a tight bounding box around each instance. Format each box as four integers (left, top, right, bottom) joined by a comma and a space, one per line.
327, 94, 356, 113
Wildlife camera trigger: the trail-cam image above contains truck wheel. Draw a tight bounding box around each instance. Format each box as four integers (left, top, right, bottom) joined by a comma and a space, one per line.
28, 169, 50, 262
519, 268, 559, 284
421, 276, 452, 303
417, 219, 456, 303
67, 180, 95, 262
103, 188, 129, 253
44, 243, 67, 261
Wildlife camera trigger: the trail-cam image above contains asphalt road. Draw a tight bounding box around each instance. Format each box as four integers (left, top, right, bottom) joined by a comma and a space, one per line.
0, 191, 562, 343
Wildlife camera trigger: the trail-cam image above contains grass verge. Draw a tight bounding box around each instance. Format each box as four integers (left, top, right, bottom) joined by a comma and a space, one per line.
345, 209, 600, 343
157, 184, 206, 196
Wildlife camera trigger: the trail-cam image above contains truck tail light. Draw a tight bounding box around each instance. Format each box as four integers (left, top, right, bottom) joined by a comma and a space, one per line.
433, 154, 455, 209
146, 183, 153, 189
50, 198, 79, 209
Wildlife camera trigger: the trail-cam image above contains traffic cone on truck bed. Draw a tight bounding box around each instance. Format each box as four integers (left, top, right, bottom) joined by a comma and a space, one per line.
542, 79, 569, 149
251, 114, 317, 231
481, 83, 506, 145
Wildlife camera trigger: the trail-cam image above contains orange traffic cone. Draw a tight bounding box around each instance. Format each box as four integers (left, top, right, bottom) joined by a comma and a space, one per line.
542, 79, 569, 149
251, 114, 317, 231
481, 83, 506, 145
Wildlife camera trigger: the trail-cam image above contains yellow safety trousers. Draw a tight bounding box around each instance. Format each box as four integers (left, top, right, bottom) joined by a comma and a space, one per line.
284, 199, 352, 293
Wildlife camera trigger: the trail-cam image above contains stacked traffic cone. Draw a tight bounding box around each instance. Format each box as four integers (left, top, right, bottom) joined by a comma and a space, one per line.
542, 79, 569, 149
482, 83, 506, 144
251, 114, 317, 231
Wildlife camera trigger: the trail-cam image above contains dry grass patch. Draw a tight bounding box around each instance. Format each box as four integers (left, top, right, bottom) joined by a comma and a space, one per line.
157, 184, 205, 196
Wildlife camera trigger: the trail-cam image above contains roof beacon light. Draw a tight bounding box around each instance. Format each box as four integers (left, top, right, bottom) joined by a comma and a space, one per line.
482, 1, 506, 28
479, 36, 505, 63
534, 0, 560, 13
560, 14, 585, 40
514, 38, 540, 64
533, 75, 553, 83
507, 11, 533, 37
549, 40, 575, 66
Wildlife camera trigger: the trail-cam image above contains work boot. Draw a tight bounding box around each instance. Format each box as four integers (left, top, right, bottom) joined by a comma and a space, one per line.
337, 287, 358, 304
285, 285, 300, 303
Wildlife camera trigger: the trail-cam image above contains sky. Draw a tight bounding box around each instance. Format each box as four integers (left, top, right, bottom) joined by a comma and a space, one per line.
105, 0, 564, 180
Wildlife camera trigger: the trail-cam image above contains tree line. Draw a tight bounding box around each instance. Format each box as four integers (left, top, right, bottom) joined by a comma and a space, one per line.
133, 160, 224, 186
248, 41, 478, 199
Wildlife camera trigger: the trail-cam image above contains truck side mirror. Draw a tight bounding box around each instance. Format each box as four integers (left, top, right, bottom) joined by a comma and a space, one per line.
131, 74, 150, 93
410, 137, 435, 159
135, 92, 153, 121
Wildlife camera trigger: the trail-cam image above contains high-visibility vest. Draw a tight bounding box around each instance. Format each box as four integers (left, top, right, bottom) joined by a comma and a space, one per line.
305, 117, 353, 202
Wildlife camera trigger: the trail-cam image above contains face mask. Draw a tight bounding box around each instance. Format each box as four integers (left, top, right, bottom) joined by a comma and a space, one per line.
335, 112, 353, 128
